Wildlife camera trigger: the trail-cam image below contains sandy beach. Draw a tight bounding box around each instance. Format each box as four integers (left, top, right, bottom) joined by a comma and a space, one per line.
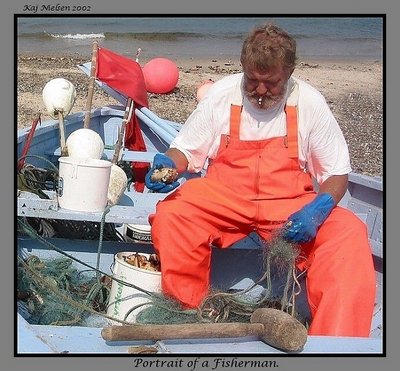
17, 54, 383, 177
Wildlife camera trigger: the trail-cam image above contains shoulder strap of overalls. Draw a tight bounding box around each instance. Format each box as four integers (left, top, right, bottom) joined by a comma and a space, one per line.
285, 78, 299, 159
229, 105, 242, 139
229, 78, 243, 139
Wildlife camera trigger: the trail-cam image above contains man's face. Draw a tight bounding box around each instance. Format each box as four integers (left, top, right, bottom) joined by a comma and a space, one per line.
243, 65, 291, 110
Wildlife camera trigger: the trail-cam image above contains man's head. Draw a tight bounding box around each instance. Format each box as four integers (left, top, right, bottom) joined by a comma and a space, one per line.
241, 23, 297, 109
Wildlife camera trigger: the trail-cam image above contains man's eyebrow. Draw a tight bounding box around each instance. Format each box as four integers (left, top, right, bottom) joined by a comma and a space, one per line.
245, 74, 280, 83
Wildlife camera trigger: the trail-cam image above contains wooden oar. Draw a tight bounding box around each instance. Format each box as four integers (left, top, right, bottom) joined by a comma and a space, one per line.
84, 41, 99, 129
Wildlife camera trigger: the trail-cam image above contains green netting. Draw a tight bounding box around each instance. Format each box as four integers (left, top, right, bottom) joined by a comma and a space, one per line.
17, 232, 307, 327
135, 294, 200, 325
17, 255, 107, 325
135, 233, 305, 326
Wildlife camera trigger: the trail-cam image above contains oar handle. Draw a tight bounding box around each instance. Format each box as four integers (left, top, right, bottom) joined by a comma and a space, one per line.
102, 322, 264, 342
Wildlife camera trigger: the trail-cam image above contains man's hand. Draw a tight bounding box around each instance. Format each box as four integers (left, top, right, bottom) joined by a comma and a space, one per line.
145, 153, 180, 193
283, 193, 335, 243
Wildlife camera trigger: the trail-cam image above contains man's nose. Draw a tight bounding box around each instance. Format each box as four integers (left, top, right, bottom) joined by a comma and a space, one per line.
255, 82, 269, 95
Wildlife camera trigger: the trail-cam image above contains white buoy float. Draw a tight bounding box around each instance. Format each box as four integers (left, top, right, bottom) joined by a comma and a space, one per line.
42, 78, 76, 156
66, 128, 105, 160
107, 164, 128, 206
42, 78, 76, 119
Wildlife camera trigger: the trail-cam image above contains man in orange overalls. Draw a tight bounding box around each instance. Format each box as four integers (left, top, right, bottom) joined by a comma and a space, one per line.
145, 23, 376, 337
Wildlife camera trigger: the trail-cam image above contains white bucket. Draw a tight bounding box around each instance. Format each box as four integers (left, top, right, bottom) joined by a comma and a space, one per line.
124, 223, 152, 243
58, 157, 112, 212
107, 252, 161, 323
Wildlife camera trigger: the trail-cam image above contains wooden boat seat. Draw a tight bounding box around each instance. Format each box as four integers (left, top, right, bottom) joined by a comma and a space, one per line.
48, 147, 156, 163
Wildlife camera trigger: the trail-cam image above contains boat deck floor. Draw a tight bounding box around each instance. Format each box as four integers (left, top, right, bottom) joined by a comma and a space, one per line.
18, 314, 382, 354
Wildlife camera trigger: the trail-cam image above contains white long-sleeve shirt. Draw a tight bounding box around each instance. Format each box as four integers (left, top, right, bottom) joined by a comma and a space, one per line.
170, 73, 351, 184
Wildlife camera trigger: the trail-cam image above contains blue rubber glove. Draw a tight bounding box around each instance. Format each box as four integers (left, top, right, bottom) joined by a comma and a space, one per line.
283, 193, 335, 243
145, 153, 180, 193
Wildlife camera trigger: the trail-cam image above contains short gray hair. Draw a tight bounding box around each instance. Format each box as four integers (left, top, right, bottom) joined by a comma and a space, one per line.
240, 23, 297, 72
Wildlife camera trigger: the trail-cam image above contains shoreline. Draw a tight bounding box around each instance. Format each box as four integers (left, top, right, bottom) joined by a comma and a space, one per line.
17, 53, 383, 177
17, 49, 382, 65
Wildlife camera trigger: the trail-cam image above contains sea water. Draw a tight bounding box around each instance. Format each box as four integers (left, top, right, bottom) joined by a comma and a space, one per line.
17, 16, 383, 62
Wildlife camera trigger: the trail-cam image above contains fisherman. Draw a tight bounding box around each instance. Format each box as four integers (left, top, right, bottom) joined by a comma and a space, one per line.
145, 23, 376, 337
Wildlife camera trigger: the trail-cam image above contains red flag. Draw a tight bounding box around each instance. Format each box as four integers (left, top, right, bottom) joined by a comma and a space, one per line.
96, 47, 148, 107
96, 47, 149, 192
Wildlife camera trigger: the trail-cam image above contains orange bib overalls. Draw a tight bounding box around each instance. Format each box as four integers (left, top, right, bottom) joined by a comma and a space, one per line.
150, 103, 376, 337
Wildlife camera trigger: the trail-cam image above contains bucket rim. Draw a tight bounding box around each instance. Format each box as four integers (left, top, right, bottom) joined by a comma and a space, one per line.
58, 156, 112, 168
126, 224, 151, 234
114, 252, 161, 276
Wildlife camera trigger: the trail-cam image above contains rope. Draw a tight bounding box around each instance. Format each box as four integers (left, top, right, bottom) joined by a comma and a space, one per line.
17, 154, 59, 173
84, 205, 112, 310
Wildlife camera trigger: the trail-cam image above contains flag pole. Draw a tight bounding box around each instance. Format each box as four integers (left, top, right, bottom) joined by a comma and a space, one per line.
112, 97, 133, 164
84, 41, 99, 128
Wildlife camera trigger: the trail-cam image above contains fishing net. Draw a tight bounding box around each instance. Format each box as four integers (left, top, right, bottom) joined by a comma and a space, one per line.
18, 218, 160, 327
17, 254, 108, 325
17, 225, 307, 327
135, 232, 308, 326
18, 213, 307, 327
134, 294, 200, 325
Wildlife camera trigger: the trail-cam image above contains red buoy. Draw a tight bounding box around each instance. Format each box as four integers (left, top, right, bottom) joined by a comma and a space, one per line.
142, 58, 179, 94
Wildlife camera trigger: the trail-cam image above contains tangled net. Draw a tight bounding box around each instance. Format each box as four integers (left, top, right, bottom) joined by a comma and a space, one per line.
17, 254, 108, 326
193, 233, 304, 324
135, 232, 307, 326
17, 236, 307, 327
18, 213, 307, 327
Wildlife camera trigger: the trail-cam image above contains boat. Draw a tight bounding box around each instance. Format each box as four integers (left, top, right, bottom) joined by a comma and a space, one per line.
16, 56, 384, 355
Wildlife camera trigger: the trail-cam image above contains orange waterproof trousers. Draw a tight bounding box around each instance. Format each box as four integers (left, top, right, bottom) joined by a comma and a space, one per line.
149, 105, 376, 337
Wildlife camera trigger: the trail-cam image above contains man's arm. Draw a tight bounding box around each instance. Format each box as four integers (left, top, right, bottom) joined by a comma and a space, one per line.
318, 174, 348, 205
165, 148, 189, 174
